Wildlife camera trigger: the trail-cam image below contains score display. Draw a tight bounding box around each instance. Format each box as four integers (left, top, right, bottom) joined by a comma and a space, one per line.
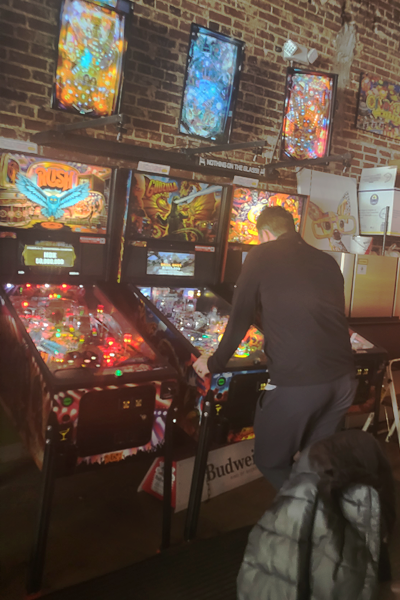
146, 251, 195, 277
21, 242, 76, 268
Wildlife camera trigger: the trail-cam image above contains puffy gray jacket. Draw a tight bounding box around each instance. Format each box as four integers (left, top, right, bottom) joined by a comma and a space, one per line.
237, 430, 395, 600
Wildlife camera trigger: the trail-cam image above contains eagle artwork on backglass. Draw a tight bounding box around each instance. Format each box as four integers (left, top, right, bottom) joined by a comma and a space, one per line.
16, 174, 90, 220
0, 154, 111, 233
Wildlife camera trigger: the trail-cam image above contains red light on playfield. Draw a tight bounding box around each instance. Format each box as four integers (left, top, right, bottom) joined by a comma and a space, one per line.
123, 334, 132, 344
26, 284, 31, 288
61, 284, 68, 289
97, 305, 104, 314
22, 301, 29, 307
106, 337, 115, 346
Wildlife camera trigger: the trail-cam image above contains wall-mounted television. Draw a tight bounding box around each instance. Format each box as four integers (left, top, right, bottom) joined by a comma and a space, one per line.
179, 24, 245, 144
128, 172, 222, 244
228, 187, 306, 245
280, 67, 338, 161
52, 0, 132, 117
0, 153, 111, 234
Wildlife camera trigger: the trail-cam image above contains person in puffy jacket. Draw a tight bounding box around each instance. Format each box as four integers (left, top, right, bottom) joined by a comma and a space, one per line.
237, 430, 395, 600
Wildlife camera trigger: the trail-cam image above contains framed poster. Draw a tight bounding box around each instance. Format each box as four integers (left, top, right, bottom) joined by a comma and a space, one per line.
356, 73, 400, 140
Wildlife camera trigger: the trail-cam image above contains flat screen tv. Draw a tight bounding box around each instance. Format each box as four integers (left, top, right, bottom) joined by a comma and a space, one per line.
129, 172, 222, 243
52, 0, 132, 117
0, 153, 111, 234
179, 24, 245, 144
228, 187, 306, 245
280, 67, 338, 160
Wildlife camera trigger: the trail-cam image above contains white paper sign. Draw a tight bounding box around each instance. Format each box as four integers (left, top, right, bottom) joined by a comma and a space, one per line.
0, 137, 38, 154
137, 161, 170, 175
297, 169, 359, 252
233, 176, 259, 188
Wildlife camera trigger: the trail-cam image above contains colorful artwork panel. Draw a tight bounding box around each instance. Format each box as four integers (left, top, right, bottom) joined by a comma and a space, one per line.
179, 24, 244, 143
228, 187, 305, 245
129, 173, 222, 243
53, 0, 130, 116
356, 73, 400, 140
281, 68, 337, 160
0, 153, 111, 233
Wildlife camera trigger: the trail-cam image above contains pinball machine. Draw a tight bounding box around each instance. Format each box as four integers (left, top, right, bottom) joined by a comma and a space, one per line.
112, 171, 270, 445
0, 153, 178, 592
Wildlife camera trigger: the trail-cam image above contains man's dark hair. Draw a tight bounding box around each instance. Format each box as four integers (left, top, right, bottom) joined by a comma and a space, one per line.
256, 205, 295, 237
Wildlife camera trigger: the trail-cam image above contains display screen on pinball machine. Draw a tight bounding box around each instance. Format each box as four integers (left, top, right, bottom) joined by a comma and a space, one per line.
0, 153, 112, 281
280, 67, 338, 160
179, 24, 245, 144
228, 187, 306, 245
52, 0, 132, 117
128, 172, 222, 244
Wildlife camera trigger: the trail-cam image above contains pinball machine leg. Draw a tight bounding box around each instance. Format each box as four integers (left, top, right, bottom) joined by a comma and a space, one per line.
184, 391, 214, 542
160, 399, 178, 550
26, 426, 57, 596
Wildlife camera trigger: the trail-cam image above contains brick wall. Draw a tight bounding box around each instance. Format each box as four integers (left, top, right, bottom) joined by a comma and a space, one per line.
1, 0, 400, 187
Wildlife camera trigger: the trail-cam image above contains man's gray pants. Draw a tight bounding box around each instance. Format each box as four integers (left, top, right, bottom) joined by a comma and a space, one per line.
254, 372, 358, 490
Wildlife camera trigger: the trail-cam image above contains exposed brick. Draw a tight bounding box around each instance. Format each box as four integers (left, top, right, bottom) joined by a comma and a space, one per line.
0, 61, 31, 80
1, 34, 30, 53
1, 9, 27, 25
0, 87, 28, 103
18, 105, 36, 118
1, 114, 23, 127
27, 17, 58, 36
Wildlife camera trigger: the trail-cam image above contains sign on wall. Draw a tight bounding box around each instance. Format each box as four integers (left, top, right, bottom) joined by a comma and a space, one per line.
297, 169, 358, 253
356, 73, 400, 141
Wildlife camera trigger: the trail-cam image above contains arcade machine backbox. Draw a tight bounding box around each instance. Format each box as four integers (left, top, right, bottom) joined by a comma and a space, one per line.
116, 171, 269, 442
0, 154, 178, 470
222, 185, 308, 295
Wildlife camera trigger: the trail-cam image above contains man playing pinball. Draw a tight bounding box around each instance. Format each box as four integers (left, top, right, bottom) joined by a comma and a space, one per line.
193, 205, 357, 490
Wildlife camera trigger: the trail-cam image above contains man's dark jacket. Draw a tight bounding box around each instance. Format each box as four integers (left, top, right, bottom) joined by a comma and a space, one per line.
208, 231, 354, 385
237, 431, 396, 600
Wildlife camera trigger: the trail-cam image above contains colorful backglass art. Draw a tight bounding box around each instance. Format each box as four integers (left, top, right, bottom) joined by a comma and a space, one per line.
0, 153, 111, 233
281, 68, 337, 160
53, 0, 132, 117
129, 173, 222, 243
356, 73, 400, 141
228, 187, 306, 245
179, 24, 245, 143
